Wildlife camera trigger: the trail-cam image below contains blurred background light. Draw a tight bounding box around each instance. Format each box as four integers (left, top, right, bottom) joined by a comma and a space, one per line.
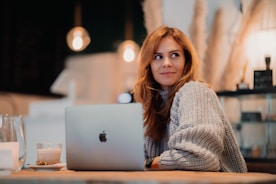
66, 26, 91, 52
118, 40, 139, 63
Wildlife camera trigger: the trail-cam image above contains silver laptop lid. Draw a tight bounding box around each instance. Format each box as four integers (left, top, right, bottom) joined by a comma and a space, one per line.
65, 103, 144, 171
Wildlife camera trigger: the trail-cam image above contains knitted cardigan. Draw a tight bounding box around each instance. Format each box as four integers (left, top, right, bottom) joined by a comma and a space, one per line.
144, 81, 248, 172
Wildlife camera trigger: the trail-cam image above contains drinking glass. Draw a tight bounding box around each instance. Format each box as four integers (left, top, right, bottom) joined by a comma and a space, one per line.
36, 142, 62, 165
0, 114, 26, 173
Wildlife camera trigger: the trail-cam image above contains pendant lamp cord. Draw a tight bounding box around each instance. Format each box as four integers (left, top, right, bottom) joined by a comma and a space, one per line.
75, 0, 82, 26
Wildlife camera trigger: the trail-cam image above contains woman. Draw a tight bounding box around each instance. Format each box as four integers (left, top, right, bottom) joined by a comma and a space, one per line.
133, 26, 247, 172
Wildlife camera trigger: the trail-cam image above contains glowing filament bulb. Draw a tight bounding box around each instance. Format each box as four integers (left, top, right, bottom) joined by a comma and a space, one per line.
72, 32, 83, 51
123, 47, 135, 62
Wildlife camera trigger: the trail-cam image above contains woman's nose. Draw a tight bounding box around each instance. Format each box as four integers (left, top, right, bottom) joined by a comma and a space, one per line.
162, 57, 172, 67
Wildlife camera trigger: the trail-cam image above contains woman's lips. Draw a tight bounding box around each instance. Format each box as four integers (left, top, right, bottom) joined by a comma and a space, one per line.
160, 72, 175, 76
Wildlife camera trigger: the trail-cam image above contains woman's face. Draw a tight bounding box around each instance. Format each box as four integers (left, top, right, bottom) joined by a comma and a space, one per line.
150, 37, 185, 90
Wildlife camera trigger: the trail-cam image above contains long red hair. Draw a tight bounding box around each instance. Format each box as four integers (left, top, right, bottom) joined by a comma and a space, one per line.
133, 26, 199, 142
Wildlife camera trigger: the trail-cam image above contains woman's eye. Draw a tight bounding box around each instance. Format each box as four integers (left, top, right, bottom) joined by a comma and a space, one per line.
154, 54, 163, 60
171, 53, 180, 58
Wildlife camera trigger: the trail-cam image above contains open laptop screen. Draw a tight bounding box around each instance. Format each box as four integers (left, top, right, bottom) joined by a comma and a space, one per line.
65, 103, 145, 171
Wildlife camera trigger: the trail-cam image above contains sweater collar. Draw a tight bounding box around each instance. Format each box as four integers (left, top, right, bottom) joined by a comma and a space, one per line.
159, 90, 169, 103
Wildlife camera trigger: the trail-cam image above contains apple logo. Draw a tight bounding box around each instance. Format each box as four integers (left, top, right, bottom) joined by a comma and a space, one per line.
99, 131, 107, 142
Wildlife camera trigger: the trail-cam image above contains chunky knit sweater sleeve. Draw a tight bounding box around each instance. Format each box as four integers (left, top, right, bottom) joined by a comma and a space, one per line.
158, 81, 247, 172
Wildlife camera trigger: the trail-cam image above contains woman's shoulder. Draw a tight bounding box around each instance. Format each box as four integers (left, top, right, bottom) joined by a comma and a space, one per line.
172, 80, 219, 110
180, 80, 214, 92
174, 80, 217, 100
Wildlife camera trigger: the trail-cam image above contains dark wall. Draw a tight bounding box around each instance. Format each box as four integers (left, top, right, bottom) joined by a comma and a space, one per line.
0, 0, 146, 96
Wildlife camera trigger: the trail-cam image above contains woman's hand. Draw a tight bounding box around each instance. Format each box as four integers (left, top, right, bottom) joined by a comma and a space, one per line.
151, 157, 159, 169
145, 157, 160, 169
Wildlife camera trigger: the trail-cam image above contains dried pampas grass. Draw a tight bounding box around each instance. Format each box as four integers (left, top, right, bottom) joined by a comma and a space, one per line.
221, 0, 263, 90
202, 5, 242, 91
142, 0, 163, 34
189, 0, 207, 81
202, 8, 226, 91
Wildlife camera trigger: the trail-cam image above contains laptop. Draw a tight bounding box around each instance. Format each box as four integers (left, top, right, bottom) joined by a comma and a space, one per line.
65, 103, 145, 171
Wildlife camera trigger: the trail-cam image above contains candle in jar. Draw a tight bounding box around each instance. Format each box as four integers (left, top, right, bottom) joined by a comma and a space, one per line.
37, 148, 61, 161
36, 143, 62, 164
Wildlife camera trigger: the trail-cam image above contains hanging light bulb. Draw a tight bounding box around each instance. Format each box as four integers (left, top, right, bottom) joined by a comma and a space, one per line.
66, 26, 90, 52
67, 0, 91, 52
118, 40, 139, 63
117, 1, 140, 63
123, 47, 135, 62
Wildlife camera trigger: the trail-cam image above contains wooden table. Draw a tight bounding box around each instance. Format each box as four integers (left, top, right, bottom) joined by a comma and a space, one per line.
1, 168, 276, 184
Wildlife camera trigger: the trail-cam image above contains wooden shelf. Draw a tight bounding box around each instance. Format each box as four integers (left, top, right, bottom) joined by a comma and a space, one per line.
246, 158, 276, 174
216, 87, 276, 98
218, 88, 276, 174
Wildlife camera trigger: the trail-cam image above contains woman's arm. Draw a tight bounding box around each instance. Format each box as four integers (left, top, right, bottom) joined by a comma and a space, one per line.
159, 81, 225, 171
